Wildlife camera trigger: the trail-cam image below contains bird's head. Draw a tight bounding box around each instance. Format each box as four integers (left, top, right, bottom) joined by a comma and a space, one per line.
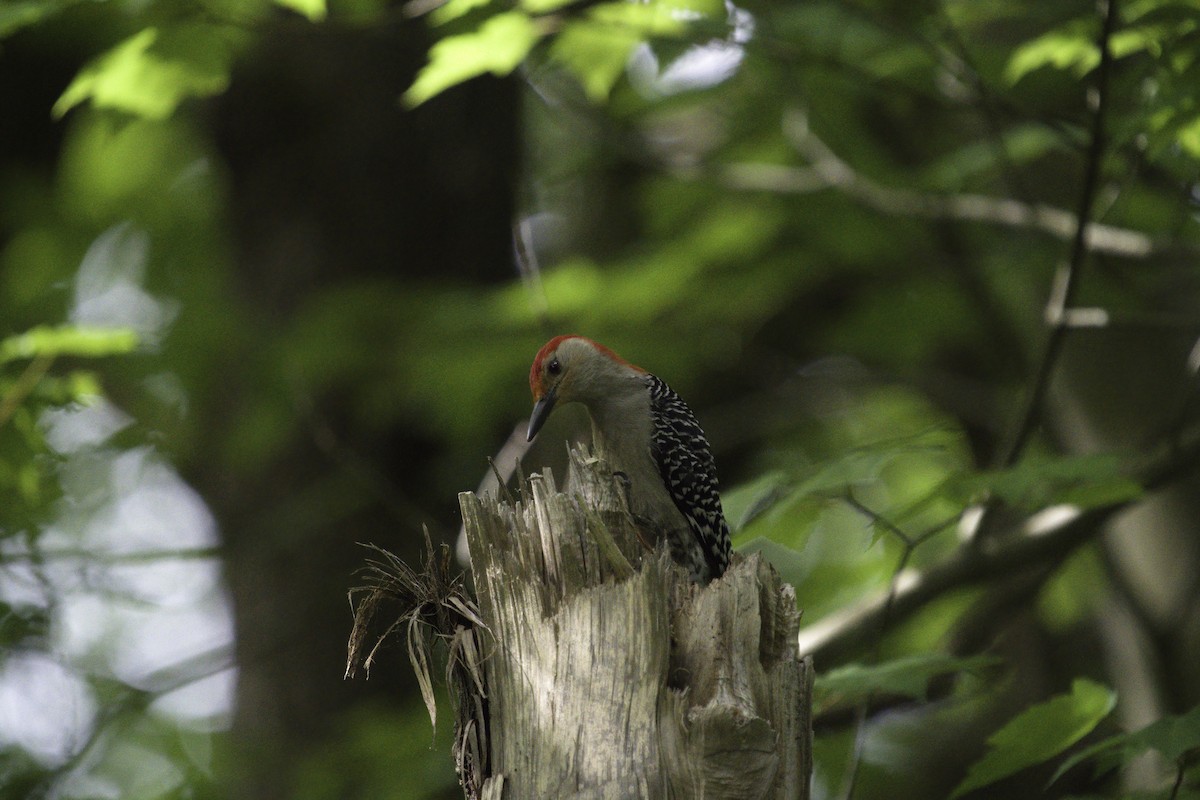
526, 335, 643, 441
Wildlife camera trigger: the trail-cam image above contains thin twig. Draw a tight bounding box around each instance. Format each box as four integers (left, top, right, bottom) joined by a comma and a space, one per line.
32, 642, 235, 795
934, 6, 1035, 203
803, 425, 1200, 663
843, 491, 914, 547
840, 701, 870, 800
0, 546, 221, 564
838, 492, 924, 800
1169, 758, 1185, 800
1000, 0, 1122, 467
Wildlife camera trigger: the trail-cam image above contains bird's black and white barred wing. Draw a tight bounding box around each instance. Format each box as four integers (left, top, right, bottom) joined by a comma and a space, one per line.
646, 374, 732, 580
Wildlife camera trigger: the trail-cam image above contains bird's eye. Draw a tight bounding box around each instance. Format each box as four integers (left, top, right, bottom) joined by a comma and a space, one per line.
548, 359, 562, 376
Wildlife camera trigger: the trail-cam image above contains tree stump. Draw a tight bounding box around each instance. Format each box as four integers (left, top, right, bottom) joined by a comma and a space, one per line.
458, 446, 812, 799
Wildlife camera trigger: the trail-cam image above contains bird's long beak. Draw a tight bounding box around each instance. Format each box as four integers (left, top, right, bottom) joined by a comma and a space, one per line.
526, 387, 558, 441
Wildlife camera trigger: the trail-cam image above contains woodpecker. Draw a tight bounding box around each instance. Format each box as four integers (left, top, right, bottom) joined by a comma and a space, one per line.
526, 335, 732, 582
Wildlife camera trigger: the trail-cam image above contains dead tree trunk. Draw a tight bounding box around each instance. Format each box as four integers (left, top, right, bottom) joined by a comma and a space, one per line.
458, 447, 813, 799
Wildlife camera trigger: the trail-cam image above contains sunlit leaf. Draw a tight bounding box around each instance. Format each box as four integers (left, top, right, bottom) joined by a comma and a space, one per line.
589, 1, 688, 37
67, 371, 102, 400
950, 679, 1117, 798
814, 654, 1000, 713
798, 428, 960, 498
740, 495, 898, 623
1111, 22, 1180, 59
551, 19, 641, 102
1037, 547, 1104, 632
668, 0, 725, 15
799, 448, 902, 494
0, 325, 138, 364
403, 12, 541, 107
430, 0, 494, 25
273, 0, 327, 21
1177, 114, 1200, 158
546, 0, 705, 101
25, 371, 105, 405
53, 24, 242, 120
1052, 703, 1200, 784
520, 0, 580, 13
1005, 25, 1099, 84
17, 462, 41, 504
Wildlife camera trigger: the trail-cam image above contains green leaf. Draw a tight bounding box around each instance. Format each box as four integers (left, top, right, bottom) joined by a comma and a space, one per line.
430, 0, 494, 25
722, 471, 789, 531
403, 12, 541, 107
546, 0, 701, 101
66, 371, 102, 400
924, 124, 1061, 188
950, 679, 1117, 798
0, 0, 68, 39
1177, 114, 1200, 158
1037, 547, 1104, 632
1051, 703, 1200, 784
53, 24, 241, 120
0, 326, 139, 364
273, 0, 327, 21
1005, 25, 1099, 84
814, 654, 1000, 714
796, 427, 959, 498
664, 0, 724, 15
520, 0, 580, 13
960, 453, 1142, 511
550, 18, 641, 102
1123, 0, 1200, 24
799, 448, 900, 494
17, 462, 42, 504
1110, 22, 1179, 59
589, 1, 688, 37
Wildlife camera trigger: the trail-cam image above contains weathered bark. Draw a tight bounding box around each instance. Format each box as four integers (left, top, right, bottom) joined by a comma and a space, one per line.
458, 446, 812, 799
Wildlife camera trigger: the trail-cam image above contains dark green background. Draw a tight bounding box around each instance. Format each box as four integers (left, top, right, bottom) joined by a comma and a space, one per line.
2, 0, 1199, 798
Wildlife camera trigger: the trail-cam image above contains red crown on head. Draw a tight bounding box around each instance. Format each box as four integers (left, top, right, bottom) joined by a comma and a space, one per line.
529, 335, 643, 398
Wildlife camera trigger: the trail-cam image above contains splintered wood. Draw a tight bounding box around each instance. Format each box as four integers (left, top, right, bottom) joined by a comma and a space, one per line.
458, 446, 812, 800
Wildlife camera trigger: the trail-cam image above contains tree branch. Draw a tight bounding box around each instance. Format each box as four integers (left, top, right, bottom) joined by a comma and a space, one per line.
693, 105, 1162, 261
801, 427, 1200, 664
1000, 0, 1122, 466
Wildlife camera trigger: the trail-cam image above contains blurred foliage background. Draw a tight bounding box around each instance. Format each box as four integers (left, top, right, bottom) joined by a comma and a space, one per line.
2, 0, 1200, 798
